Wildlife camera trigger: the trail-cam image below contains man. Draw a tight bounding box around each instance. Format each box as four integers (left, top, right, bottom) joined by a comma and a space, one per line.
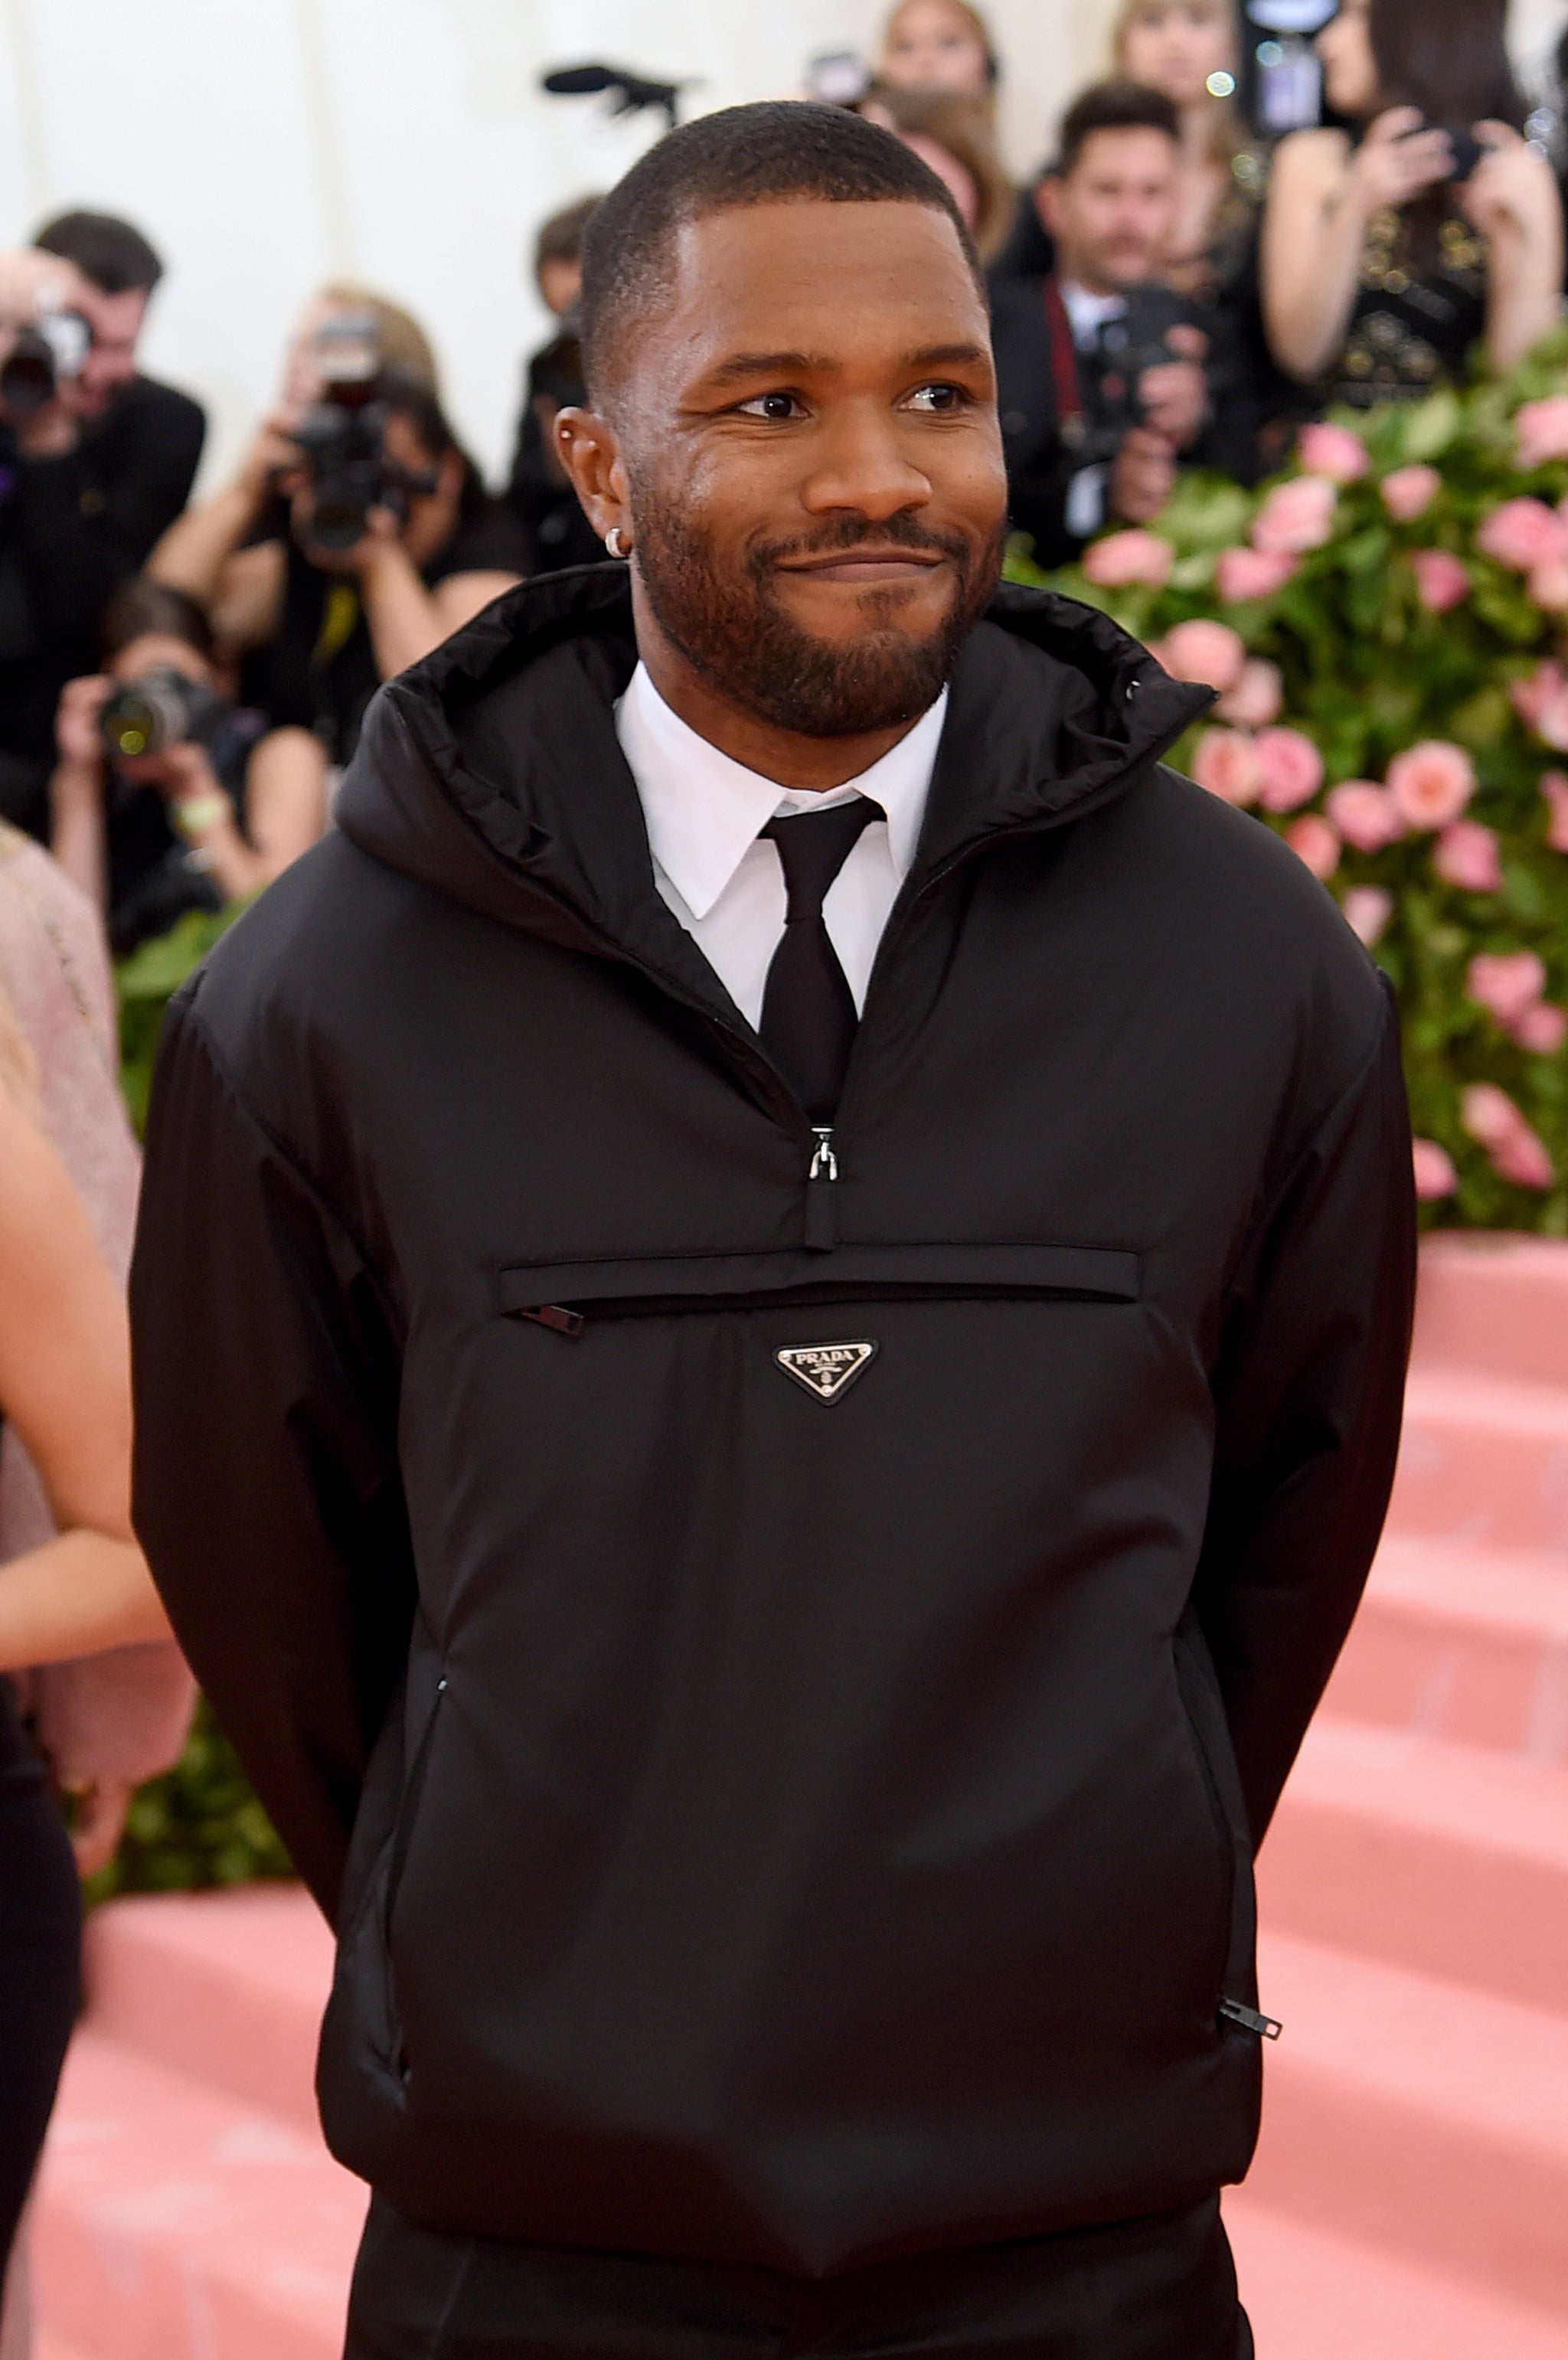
991, 82, 1251, 567
0, 212, 205, 835
508, 194, 611, 576
131, 102, 1414, 2360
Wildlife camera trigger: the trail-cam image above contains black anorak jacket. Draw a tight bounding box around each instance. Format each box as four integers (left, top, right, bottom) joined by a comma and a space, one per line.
130, 567, 1416, 2276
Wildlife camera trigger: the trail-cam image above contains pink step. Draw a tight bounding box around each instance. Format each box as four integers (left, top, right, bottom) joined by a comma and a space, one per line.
1387, 1364, 1568, 1551
1225, 2197, 1568, 2358
32, 2028, 364, 2360
1326, 1535, 1568, 1761
83, 1885, 332, 2134
1260, 1714, 1568, 2012
1248, 1928, 1568, 2315
1415, 1233, 1568, 1392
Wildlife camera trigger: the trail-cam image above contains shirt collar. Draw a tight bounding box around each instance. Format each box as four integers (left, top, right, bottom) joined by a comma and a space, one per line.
1060, 279, 1128, 348
616, 662, 946, 922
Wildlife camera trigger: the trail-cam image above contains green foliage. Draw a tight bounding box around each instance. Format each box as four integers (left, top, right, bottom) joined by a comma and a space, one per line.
116, 902, 246, 1133
84, 1698, 294, 1904
1008, 328, 1568, 1232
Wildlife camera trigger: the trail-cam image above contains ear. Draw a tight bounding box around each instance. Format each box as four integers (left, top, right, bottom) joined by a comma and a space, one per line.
554, 407, 630, 549
1036, 175, 1063, 239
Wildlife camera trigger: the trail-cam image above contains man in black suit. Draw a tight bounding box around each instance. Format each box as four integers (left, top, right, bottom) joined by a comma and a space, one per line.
991, 82, 1243, 568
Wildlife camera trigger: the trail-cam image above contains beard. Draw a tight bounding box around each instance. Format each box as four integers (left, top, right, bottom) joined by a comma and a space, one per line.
628, 496, 1004, 739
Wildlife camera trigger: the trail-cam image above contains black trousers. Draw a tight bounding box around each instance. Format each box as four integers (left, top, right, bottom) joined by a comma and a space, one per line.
345, 2193, 1252, 2360
0, 1676, 81, 2276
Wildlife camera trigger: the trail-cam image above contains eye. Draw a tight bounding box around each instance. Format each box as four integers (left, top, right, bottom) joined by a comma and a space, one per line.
737, 391, 805, 421
904, 382, 969, 414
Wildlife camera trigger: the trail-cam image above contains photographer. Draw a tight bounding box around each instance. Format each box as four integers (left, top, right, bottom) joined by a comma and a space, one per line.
505, 198, 612, 574
48, 579, 326, 955
991, 82, 1247, 568
151, 293, 526, 766
0, 214, 205, 839
1263, 0, 1563, 400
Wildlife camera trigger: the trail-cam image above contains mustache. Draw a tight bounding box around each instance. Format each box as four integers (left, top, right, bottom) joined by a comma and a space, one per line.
752, 514, 973, 569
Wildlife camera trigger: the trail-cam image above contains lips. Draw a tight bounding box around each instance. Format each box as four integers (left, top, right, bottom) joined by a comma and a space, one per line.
774, 547, 949, 580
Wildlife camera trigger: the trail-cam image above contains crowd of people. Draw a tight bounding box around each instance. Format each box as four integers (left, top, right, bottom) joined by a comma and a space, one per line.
0, 0, 1561, 2342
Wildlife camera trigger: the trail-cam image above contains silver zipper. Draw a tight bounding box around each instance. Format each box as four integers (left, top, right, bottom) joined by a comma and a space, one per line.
809, 1127, 838, 1182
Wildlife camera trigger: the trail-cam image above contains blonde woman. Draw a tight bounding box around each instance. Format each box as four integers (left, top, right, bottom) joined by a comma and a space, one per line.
876, 0, 998, 106
1113, 0, 1253, 293
0, 829, 178, 2320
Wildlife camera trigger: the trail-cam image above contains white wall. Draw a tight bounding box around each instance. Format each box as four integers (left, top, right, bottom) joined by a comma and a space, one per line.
0, 0, 1560, 494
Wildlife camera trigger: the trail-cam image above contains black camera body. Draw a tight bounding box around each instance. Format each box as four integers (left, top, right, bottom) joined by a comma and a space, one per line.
1076, 284, 1194, 468
100, 665, 229, 762
292, 373, 440, 553
0, 308, 90, 416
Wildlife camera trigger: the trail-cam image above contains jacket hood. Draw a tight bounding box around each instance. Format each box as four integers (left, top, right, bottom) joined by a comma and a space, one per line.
334, 564, 1211, 980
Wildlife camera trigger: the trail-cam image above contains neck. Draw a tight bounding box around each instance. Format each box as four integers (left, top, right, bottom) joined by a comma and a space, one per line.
1060, 262, 1121, 300
1178, 100, 1216, 165
631, 579, 928, 791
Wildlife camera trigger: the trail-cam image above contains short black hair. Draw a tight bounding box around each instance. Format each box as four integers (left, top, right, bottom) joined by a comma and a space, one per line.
34, 209, 164, 296
103, 577, 214, 665
580, 100, 984, 406
1054, 80, 1180, 180
534, 194, 602, 283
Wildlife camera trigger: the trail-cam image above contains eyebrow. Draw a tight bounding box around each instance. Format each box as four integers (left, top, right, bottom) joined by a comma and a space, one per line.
701, 341, 991, 389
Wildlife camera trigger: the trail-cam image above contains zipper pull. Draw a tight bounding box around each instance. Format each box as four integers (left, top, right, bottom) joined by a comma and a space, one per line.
1218, 1998, 1282, 2041
805, 1127, 838, 1250
809, 1126, 838, 1182
518, 1303, 586, 1337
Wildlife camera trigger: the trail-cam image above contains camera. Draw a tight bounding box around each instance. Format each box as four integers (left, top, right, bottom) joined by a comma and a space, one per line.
100, 666, 228, 762
0, 306, 90, 415
290, 313, 439, 554
1076, 285, 1195, 466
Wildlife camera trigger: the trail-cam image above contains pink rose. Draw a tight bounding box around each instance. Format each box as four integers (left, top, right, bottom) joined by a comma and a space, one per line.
1298, 421, 1370, 484
1083, 529, 1174, 590
1466, 950, 1547, 1025
1461, 1084, 1555, 1188
1162, 618, 1247, 692
1327, 780, 1403, 851
1540, 770, 1568, 851
1382, 465, 1441, 523
1285, 813, 1340, 878
1411, 549, 1470, 613
1511, 660, 1567, 734
1515, 394, 1568, 470
1412, 1138, 1459, 1199
1215, 545, 1299, 603
1532, 557, 1568, 613
1342, 884, 1393, 946
1255, 726, 1325, 812
1216, 657, 1284, 729
1252, 476, 1338, 556
1515, 1002, 1568, 1054
1433, 820, 1504, 892
1191, 727, 1263, 806
1540, 691, 1568, 753
1386, 740, 1476, 830
1476, 497, 1568, 574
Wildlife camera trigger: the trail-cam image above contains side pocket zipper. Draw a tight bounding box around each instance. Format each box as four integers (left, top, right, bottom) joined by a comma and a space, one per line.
1218, 1997, 1282, 2041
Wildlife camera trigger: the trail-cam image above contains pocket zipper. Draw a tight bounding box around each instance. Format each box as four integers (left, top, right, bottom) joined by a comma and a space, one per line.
1218, 1997, 1282, 2040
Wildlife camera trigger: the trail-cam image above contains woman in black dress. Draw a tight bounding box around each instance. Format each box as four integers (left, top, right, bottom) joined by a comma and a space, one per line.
1261, 0, 1563, 407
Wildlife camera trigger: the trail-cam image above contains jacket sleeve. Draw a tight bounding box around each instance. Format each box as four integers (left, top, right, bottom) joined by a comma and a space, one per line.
129, 985, 415, 1919
1193, 984, 1416, 1845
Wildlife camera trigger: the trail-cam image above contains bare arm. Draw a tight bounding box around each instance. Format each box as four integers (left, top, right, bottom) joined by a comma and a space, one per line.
0, 1081, 168, 1668
145, 728, 328, 904
1463, 125, 1566, 374
1263, 115, 1453, 384
148, 411, 299, 635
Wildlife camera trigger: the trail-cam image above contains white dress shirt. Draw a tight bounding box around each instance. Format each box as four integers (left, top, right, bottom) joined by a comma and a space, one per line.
1060, 279, 1129, 542
615, 662, 947, 1030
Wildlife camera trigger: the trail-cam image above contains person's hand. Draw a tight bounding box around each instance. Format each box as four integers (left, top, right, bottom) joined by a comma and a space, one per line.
54, 675, 111, 771
239, 405, 309, 502
1109, 427, 1178, 526
294, 494, 404, 577
68, 1780, 131, 1879
118, 737, 220, 804
1460, 123, 1561, 250
1349, 107, 1454, 216
1138, 330, 1209, 453
0, 251, 90, 451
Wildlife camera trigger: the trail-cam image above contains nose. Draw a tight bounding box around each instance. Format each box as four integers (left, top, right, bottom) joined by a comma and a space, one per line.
799, 398, 933, 521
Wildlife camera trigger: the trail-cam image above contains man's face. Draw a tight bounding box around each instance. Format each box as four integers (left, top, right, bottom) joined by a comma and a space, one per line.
69, 283, 147, 416
600, 200, 1006, 739
1039, 129, 1179, 294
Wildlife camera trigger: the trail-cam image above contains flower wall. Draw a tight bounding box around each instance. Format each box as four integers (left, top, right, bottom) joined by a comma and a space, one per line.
1010, 328, 1568, 1232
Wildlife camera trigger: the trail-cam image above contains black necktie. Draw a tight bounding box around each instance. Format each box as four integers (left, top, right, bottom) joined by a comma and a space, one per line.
759, 799, 879, 1123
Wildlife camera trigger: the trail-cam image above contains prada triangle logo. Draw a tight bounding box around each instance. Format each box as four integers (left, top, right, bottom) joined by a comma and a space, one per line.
774, 1340, 877, 1403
